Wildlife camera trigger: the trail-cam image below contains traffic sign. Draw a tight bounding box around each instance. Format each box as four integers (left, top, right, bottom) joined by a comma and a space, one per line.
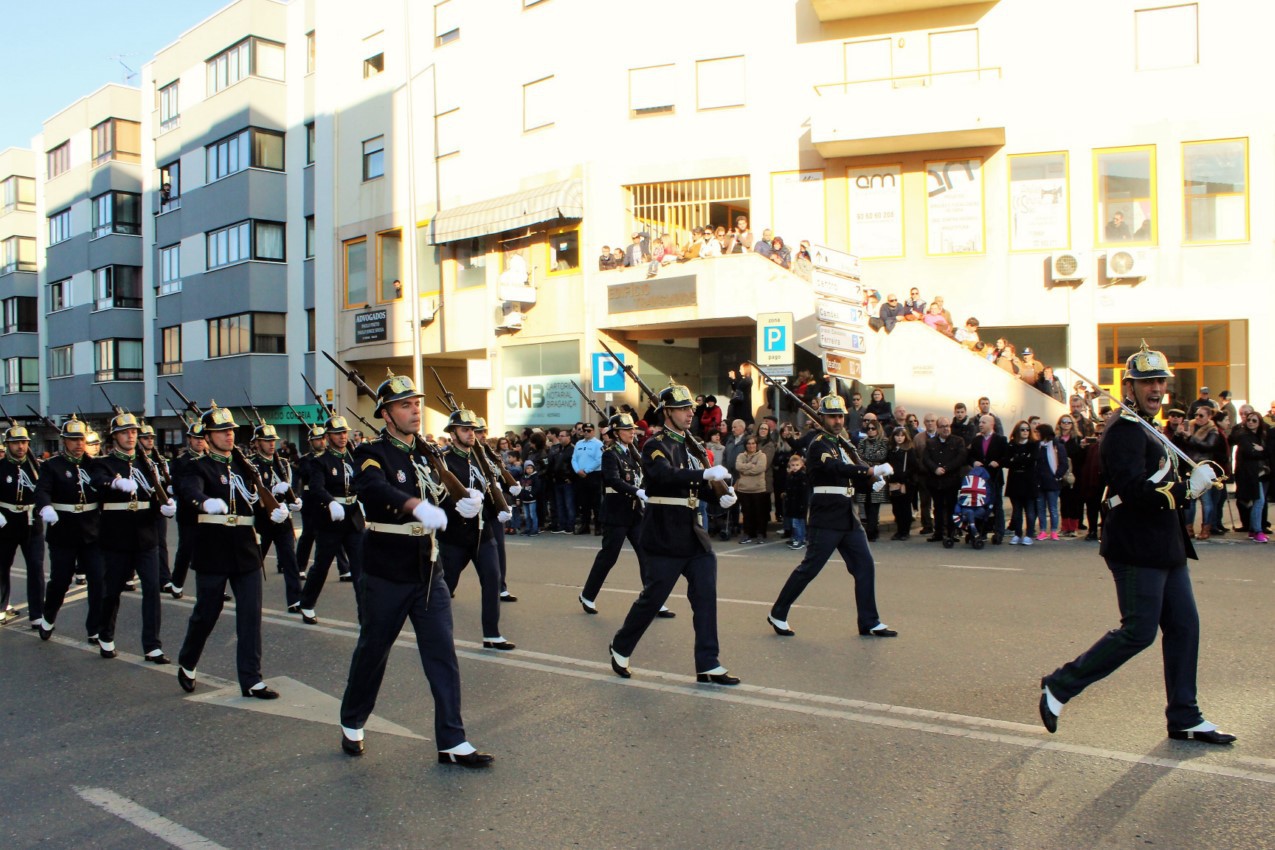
816, 299, 867, 328
824, 351, 863, 380
756, 312, 794, 367
817, 325, 867, 354
809, 244, 861, 280
591, 352, 626, 393
811, 269, 865, 303
757, 364, 794, 378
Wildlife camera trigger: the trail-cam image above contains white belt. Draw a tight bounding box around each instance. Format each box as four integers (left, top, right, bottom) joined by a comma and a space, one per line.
333, 495, 358, 505
102, 501, 151, 512
366, 521, 429, 537
0, 502, 34, 513
51, 502, 99, 513
197, 514, 252, 525
812, 486, 855, 497
604, 487, 637, 495
646, 495, 699, 509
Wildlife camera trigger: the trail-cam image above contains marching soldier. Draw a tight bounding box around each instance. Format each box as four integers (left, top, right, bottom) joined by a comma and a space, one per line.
338, 374, 492, 767
766, 395, 897, 639
608, 383, 740, 684
298, 414, 365, 625
579, 412, 674, 619
90, 410, 176, 661
164, 420, 208, 599
33, 416, 103, 643
438, 409, 514, 650
1039, 342, 1236, 744
138, 423, 173, 588
473, 417, 519, 603
296, 424, 344, 581
73, 429, 104, 587
0, 423, 45, 627
175, 404, 289, 698
249, 421, 304, 612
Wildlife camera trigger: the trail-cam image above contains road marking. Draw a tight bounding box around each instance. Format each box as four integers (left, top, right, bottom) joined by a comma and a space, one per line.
941, 564, 1024, 572
73, 786, 229, 850
543, 582, 838, 611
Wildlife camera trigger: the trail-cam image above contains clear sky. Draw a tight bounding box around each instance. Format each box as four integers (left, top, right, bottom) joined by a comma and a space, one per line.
0, 1, 237, 151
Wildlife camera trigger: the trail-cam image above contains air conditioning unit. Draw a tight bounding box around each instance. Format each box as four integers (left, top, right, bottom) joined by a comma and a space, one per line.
1105, 248, 1150, 280
498, 310, 524, 331
1050, 251, 1087, 283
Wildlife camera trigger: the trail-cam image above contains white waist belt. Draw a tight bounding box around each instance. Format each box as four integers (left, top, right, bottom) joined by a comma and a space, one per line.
333, 495, 358, 505
366, 521, 429, 537
197, 514, 252, 525
102, 501, 150, 512
0, 502, 34, 513
51, 502, 99, 513
604, 487, 638, 495
646, 495, 699, 508
812, 486, 854, 496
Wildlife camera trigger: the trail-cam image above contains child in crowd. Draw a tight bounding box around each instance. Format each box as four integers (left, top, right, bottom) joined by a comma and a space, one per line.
519, 460, 541, 536
785, 454, 809, 550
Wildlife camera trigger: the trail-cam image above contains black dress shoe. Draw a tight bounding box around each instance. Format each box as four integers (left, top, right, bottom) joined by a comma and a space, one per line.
696, 671, 741, 685
1169, 728, 1236, 745
302, 612, 318, 625
145, 652, 172, 665
169, 587, 184, 600
927, 535, 943, 543
499, 592, 518, 603
1085, 532, 1099, 541
341, 735, 365, 756
991, 535, 1003, 545
1039, 677, 1058, 734
339, 573, 354, 582
767, 615, 795, 637
99, 646, 117, 659
438, 750, 494, 767
482, 640, 516, 651
38, 622, 53, 641
222, 593, 233, 602
286, 604, 301, 614
656, 609, 676, 619
87, 635, 100, 646
242, 685, 280, 699
858, 624, 898, 637
579, 595, 598, 615
609, 644, 631, 678
178, 668, 196, 693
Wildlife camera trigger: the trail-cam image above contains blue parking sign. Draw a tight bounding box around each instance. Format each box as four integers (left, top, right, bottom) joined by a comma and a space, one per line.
592, 352, 626, 393
763, 325, 787, 353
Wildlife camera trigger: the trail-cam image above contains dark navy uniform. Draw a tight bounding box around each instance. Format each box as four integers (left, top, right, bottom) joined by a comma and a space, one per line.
769, 431, 892, 635
141, 443, 172, 585
0, 449, 45, 624
340, 431, 468, 750
34, 451, 102, 638
581, 439, 651, 606
439, 444, 505, 643
299, 445, 365, 619
167, 447, 204, 594
251, 451, 302, 609
296, 443, 347, 577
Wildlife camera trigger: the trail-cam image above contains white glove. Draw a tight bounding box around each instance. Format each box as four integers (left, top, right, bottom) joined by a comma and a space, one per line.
112, 477, 138, 495
271, 481, 290, 496
703, 465, 731, 482
412, 501, 448, 531
166, 485, 174, 496
160, 500, 177, 518
509, 484, 523, 497
40, 506, 59, 525
269, 506, 289, 524
871, 463, 894, 479
635, 489, 648, 502
203, 498, 228, 515
456, 490, 483, 519
497, 509, 513, 524
289, 500, 303, 512
872, 479, 887, 493
719, 491, 738, 509
0, 512, 8, 528
1187, 464, 1218, 500
329, 501, 346, 522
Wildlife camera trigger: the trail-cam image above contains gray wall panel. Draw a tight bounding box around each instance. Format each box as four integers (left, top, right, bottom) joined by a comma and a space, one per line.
86, 234, 144, 269
181, 262, 289, 320
183, 355, 290, 405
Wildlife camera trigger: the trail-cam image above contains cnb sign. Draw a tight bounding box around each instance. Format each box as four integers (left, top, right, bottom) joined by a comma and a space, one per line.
503, 373, 582, 427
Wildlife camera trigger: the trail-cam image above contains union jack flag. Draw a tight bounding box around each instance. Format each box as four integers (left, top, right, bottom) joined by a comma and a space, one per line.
958, 475, 989, 508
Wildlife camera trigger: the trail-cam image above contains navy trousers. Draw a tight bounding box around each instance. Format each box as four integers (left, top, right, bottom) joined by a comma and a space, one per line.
100, 548, 162, 653
582, 522, 648, 603
770, 525, 881, 631
441, 539, 503, 639
178, 569, 265, 692
42, 541, 104, 637
612, 549, 720, 672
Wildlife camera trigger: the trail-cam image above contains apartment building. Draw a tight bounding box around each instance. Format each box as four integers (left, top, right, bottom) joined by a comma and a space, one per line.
0, 149, 40, 412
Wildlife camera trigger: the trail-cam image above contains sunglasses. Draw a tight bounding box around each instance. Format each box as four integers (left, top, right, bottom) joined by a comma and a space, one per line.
1018, 427, 1030, 432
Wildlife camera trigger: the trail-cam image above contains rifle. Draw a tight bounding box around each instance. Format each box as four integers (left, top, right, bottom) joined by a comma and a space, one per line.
166, 380, 281, 514
0, 400, 13, 427
569, 380, 610, 425
429, 367, 514, 509
321, 352, 468, 501
598, 340, 729, 497
25, 405, 58, 432
99, 386, 169, 499
745, 359, 867, 467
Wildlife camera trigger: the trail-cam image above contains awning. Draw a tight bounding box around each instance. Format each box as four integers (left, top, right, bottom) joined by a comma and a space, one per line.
430, 179, 583, 244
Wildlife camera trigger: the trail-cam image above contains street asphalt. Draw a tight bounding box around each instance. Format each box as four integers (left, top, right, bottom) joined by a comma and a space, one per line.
1, 524, 1272, 849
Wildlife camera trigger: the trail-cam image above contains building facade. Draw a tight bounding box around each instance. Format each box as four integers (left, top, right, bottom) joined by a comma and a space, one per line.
0, 148, 40, 412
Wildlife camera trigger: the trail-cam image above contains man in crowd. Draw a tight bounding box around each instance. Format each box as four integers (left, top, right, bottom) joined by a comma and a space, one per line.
976, 397, 1004, 437
967, 414, 1008, 544
572, 422, 604, 535
922, 417, 968, 546
548, 429, 576, 534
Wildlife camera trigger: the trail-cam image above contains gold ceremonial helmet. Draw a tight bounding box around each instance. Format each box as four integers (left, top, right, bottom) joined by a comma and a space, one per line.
817, 395, 849, 415
201, 401, 238, 431
1124, 340, 1174, 381
657, 383, 694, 410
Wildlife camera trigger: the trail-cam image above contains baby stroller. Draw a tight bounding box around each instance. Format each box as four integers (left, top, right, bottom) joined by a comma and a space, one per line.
951, 466, 992, 550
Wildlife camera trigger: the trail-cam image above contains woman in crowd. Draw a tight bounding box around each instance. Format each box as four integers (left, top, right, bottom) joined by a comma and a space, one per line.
1185, 407, 1225, 539
904, 413, 921, 437
697, 395, 722, 440
886, 426, 917, 540
769, 236, 792, 270
865, 388, 893, 422
853, 418, 890, 541
1076, 415, 1107, 541
756, 421, 779, 526
734, 436, 771, 544
1231, 411, 1270, 543
1055, 415, 1085, 537
772, 422, 799, 534
1033, 422, 1068, 541
922, 302, 952, 337
1005, 419, 1038, 545
792, 241, 813, 279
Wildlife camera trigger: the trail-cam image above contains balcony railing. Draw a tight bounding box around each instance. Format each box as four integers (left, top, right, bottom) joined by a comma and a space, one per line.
814, 66, 1002, 97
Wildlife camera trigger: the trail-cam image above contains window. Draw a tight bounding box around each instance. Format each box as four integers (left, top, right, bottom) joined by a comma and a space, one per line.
306, 30, 316, 74
629, 65, 675, 116
0, 237, 36, 274
159, 326, 182, 375
547, 227, 579, 273
93, 266, 143, 310
522, 76, 555, 132
159, 160, 181, 213
206, 220, 285, 268
435, 1, 458, 46
696, 56, 745, 110
435, 109, 460, 157
306, 122, 316, 165
1, 175, 35, 211
1009, 152, 1069, 251
91, 192, 141, 237
255, 221, 285, 260
48, 208, 73, 245
344, 238, 369, 306
1183, 138, 1247, 243
91, 119, 141, 166
206, 37, 285, 94
1095, 145, 1156, 246
48, 279, 71, 312
4, 358, 37, 394
625, 174, 750, 243
48, 345, 73, 379
94, 339, 143, 382
363, 53, 385, 78
159, 81, 180, 131
206, 128, 284, 182
159, 245, 182, 294
377, 230, 402, 301
2, 297, 36, 334
306, 308, 316, 352
46, 142, 70, 178
362, 136, 385, 180
452, 238, 486, 289
305, 216, 315, 258
1136, 4, 1198, 71
207, 312, 285, 357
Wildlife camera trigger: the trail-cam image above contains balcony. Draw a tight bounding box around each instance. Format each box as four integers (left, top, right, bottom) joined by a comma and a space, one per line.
811, 0, 997, 22
811, 68, 1005, 157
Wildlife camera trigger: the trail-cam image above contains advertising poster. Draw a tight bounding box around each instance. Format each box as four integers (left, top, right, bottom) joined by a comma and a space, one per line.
846, 164, 903, 258
926, 158, 983, 254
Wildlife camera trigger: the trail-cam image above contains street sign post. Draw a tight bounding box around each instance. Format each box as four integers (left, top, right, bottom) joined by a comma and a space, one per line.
809, 243, 861, 279
824, 351, 863, 380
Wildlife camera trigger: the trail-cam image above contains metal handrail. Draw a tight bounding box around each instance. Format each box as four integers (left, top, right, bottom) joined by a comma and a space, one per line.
814, 66, 1002, 96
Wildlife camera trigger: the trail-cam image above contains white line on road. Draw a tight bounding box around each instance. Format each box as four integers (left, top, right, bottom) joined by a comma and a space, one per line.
542, 582, 838, 611
941, 564, 1024, 572
73, 786, 229, 850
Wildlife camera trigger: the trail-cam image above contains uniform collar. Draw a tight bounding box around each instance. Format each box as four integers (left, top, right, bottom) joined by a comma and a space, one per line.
449, 445, 471, 458
208, 450, 232, 465
111, 449, 135, 462
385, 431, 413, 453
